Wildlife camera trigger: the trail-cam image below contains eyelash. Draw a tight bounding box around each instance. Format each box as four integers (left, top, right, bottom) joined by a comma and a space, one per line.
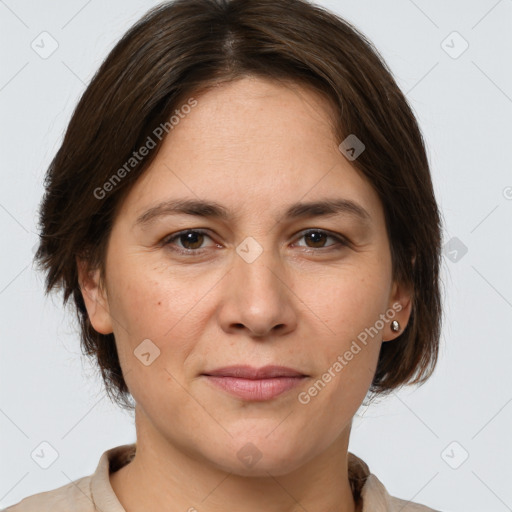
161, 228, 350, 255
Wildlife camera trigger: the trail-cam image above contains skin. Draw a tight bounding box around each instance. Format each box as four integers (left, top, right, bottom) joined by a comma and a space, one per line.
78, 76, 412, 512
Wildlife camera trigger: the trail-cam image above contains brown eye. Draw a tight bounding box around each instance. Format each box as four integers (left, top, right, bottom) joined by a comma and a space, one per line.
163, 229, 213, 252
296, 229, 348, 250
178, 231, 205, 250
304, 231, 329, 248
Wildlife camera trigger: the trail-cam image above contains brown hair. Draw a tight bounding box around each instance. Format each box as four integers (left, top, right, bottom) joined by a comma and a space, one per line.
34, 0, 443, 411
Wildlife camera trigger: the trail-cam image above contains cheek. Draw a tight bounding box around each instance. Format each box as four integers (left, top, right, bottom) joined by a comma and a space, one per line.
303, 263, 390, 343
295, 264, 388, 400
106, 256, 207, 342
105, 256, 217, 393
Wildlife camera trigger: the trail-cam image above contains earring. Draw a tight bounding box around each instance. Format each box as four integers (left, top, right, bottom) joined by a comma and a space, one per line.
391, 320, 400, 332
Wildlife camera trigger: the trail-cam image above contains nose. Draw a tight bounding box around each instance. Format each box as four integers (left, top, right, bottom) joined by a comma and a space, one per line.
217, 246, 298, 339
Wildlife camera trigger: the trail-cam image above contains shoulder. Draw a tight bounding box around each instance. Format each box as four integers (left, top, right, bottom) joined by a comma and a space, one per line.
348, 453, 442, 512
388, 492, 443, 511
363, 473, 442, 512
3, 475, 94, 512
3, 444, 135, 512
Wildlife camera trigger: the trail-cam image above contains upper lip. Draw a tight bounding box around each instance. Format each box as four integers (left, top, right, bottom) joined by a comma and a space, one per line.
202, 365, 307, 379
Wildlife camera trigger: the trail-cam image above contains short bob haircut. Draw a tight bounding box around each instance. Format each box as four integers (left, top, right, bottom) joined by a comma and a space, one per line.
34, 0, 443, 411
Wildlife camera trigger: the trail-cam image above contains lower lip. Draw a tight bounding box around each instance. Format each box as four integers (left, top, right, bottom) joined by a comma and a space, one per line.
203, 375, 307, 401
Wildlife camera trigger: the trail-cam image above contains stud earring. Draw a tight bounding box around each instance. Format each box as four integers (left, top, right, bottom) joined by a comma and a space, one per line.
391, 320, 400, 332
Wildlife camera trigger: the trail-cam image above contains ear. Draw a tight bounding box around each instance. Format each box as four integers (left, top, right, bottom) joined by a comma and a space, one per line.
76, 257, 113, 335
383, 278, 413, 342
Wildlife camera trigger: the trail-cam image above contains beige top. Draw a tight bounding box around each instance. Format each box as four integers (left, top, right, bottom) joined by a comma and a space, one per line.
5, 444, 440, 511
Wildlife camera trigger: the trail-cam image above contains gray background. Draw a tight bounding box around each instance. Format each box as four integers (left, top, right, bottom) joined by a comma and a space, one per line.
1, 1, 511, 511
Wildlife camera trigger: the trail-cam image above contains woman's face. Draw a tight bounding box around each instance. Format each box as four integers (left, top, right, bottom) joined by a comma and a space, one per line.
80, 76, 411, 476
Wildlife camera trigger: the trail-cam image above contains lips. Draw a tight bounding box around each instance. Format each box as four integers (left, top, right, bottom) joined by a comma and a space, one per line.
202, 365, 307, 379
201, 365, 308, 401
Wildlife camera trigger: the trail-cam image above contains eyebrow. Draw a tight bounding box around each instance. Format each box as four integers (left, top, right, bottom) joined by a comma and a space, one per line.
134, 197, 372, 228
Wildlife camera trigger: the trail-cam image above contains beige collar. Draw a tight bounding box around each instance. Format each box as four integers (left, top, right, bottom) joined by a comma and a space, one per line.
91, 443, 397, 512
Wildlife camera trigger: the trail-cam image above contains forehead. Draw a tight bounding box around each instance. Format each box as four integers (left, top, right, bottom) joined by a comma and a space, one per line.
116, 76, 384, 227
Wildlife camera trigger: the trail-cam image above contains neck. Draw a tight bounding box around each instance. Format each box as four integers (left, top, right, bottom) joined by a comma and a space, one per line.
110, 408, 358, 512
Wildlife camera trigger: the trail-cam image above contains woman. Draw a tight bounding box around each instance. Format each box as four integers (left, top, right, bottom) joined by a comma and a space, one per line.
8, 0, 443, 510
